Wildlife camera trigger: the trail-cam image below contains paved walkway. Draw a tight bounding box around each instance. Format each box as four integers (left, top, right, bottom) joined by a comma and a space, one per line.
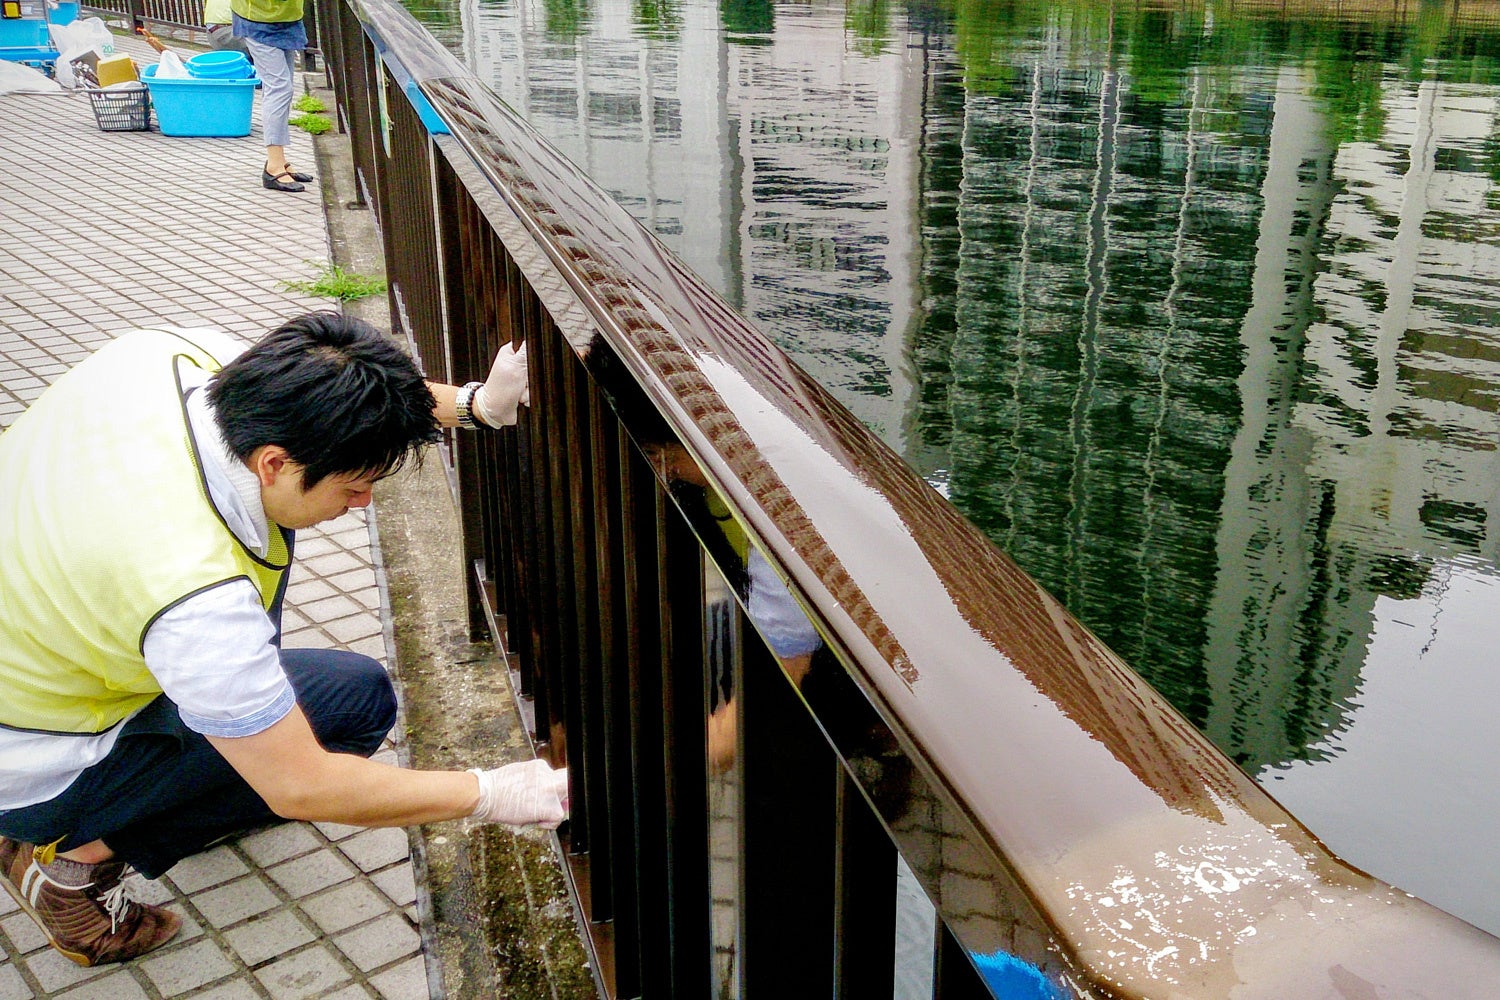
1, 33, 439, 1000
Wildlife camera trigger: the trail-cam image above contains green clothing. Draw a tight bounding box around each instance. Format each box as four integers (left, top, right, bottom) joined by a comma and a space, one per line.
229, 0, 302, 24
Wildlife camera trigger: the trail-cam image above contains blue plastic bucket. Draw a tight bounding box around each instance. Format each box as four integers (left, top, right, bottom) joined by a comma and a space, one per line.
141, 64, 259, 137
185, 49, 250, 79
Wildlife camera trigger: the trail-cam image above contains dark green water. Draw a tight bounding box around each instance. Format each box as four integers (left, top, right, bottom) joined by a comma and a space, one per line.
410, 0, 1500, 935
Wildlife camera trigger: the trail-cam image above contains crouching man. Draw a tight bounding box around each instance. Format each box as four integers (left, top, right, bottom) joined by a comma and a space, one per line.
0, 313, 562, 966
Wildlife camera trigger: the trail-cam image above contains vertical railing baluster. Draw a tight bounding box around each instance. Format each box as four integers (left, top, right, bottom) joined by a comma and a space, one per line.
505, 278, 539, 705
560, 350, 595, 862
657, 488, 710, 996
531, 308, 570, 755
624, 445, 667, 995
834, 770, 897, 998
602, 422, 640, 998
741, 638, 837, 996
581, 386, 616, 928
471, 222, 505, 633
433, 160, 490, 637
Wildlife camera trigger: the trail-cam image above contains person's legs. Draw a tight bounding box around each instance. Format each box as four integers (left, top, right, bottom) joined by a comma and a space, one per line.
244, 40, 301, 190
0, 648, 396, 878
0, 648, 394, 966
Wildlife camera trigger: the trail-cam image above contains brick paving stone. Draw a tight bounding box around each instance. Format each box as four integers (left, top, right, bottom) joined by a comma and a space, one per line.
351, 589, 383, 610
346, 635, 389, 660
313, 821, 365, 843
193, 875, 283, 928
333, 913, 421, 972
225, 910, 317, 967
24, 946, 106, 995
140, 939, 237, 997
129, 875, 176, 906
368, 955, 429, 1000
166, 902, 206, 942
299, 594, 364, 624
291, 536, 339, 559
54, 969, 151, 1000
255, 945, 352, 1000
369, 864, 418, 909
0, 963, 31, 1000
324, 614, 384, 644
281, 607, 313, 632
285, 578, 338, 605
268, 851, 357, 898
322, 986, 376, 1000
302, 551, 367, 577
327, 567, 381, 594
0, 913, 46, 955
166, 845, 250, 894
0, 889, 16, 915
338, 829, 411, 874
191, 981, 264, 1000
240, 823, 323, 867
300, 882, 392, 936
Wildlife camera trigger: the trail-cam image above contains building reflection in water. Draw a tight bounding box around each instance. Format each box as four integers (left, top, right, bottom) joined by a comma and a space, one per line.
452, 0, 1500, 937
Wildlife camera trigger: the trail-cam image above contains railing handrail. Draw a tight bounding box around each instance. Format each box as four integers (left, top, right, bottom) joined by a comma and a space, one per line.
337, 0, 1500, 994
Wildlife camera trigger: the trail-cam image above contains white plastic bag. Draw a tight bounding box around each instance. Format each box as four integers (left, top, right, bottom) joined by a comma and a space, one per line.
49, 16, 113, 89
154, 49, 189, 79
0, 59, 64, 96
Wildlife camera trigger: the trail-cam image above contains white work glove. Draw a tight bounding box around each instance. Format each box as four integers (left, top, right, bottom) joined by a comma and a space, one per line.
468, 759, 568, 829
473, 341, 530, 427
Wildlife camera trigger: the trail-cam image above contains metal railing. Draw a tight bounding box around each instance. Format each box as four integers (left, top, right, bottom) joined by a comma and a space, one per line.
79, 0, 201, 32
78, 0, 319, 58
318, 0, 1500, 996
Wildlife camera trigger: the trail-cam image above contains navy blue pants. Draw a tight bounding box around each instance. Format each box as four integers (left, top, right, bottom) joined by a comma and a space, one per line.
0, 649, 396, 879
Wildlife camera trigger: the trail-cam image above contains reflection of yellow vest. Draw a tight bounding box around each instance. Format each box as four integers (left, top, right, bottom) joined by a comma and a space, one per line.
0, 330, 289, 735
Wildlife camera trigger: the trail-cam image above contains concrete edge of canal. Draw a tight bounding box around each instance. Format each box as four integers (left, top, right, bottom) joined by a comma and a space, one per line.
303, 69, 598, 1000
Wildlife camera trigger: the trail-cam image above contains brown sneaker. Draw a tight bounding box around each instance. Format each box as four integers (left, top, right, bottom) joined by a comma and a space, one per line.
0, 837, 180, 966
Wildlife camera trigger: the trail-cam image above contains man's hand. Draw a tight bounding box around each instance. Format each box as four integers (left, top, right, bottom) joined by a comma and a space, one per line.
474, 341, 530, 427
469, 759, 569, 829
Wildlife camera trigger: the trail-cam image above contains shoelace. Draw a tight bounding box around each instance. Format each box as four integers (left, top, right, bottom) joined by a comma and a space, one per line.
97, 879, 137, 935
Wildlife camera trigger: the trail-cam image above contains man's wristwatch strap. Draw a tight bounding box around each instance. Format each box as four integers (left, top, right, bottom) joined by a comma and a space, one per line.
455, 381, 486, 429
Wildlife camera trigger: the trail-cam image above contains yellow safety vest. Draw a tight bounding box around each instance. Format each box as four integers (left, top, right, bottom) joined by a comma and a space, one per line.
229, 0, 303, 24
0, 330, 289, 735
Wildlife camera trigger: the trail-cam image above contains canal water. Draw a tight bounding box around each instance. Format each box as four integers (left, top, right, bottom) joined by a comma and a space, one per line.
410, 0, 1500, 939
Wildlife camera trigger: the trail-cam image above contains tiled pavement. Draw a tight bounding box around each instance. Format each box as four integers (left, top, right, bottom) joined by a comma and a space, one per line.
1, 32, 440, 1000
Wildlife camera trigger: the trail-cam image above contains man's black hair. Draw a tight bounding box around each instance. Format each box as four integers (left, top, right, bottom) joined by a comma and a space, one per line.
208, 312, 440, 490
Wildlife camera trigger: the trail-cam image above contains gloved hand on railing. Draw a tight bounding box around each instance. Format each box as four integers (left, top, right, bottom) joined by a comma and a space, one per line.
468, 758, 568, 829
474, 341, 530, 427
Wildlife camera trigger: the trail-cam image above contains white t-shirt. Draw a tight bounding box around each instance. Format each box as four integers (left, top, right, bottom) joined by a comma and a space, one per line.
0, 334, 296, 810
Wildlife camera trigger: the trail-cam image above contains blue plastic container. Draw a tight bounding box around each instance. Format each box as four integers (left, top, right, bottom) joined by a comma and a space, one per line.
48, 2, 78, 24
141, 63, 259, 137
0, 17, 50, 50
0, 16, 55, 68
185, 49, 249, 79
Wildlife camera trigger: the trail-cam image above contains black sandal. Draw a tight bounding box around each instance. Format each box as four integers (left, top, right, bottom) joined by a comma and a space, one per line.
261, 167, 305, 193
282, 163, 314, 183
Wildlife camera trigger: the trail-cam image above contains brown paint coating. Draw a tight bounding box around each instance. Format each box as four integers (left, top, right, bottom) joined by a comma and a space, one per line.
348, 0, 1500, 992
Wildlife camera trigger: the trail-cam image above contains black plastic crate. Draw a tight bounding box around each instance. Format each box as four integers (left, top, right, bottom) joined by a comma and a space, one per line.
85, 85, 152, 132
